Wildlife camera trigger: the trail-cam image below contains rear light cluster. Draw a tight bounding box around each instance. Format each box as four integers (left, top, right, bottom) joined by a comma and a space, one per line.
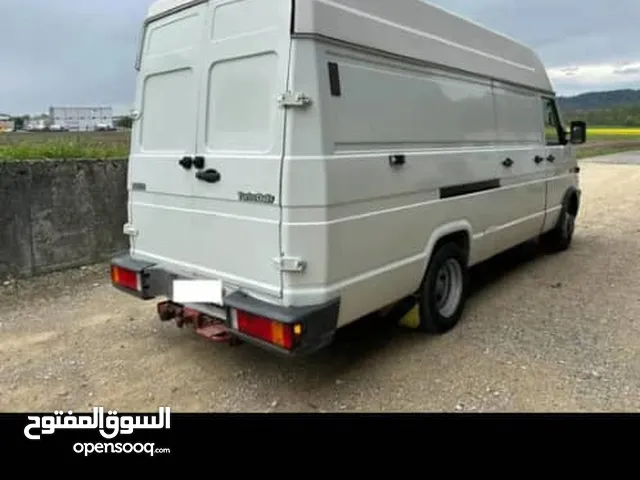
111, 265, 142, 292
232, 310, 303, 350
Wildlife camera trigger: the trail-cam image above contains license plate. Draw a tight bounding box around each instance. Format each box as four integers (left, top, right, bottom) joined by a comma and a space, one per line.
172, 279, 223, 305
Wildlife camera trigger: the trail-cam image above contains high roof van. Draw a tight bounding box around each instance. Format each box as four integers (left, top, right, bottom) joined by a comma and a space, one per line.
111, 0, 587, 356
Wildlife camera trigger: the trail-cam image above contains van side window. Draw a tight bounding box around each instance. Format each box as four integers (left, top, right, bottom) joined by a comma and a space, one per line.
542, 98, 565, 145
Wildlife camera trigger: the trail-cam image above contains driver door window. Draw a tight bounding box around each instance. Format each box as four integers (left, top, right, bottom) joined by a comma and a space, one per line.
542, 98, 565, 146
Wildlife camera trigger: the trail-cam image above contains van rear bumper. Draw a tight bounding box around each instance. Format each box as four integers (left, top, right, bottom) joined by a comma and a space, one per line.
110, 254, 340, 357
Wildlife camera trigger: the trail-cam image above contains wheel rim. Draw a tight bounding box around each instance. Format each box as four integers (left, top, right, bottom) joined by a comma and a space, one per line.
433, 258, 463, 318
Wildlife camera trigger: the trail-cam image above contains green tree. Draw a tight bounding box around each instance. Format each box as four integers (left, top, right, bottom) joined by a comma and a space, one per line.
12, 116, 26, 130
116, 116, 133, 129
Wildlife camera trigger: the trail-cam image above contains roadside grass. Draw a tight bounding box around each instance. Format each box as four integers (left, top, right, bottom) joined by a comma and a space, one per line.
576, 145, 640, 159
0, 131, 130, 161
0, 130, 131, 146
0, 139, 129, 161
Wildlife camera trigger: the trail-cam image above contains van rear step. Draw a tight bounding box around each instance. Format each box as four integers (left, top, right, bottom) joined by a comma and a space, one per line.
156, 301, 243, 346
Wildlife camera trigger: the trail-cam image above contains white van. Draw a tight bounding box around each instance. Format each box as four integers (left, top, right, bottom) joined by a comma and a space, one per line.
111, 0, 587, 356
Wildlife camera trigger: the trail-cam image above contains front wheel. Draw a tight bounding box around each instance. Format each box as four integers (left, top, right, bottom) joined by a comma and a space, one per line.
541, 204, 576, 253
416, 242, 469, 334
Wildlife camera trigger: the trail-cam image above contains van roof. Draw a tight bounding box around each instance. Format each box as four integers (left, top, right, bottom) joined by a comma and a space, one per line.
146, 0, 554, 94
147, 0, 194, 19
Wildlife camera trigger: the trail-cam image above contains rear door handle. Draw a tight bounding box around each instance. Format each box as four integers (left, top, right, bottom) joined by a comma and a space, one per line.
195, 169, 221, 184
546, 155, 555, 163
534, 155, 544, 164
502, 158, 514, 167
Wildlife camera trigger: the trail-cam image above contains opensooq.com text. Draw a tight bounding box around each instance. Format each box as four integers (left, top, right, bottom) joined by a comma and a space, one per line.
74, 442, 170, 456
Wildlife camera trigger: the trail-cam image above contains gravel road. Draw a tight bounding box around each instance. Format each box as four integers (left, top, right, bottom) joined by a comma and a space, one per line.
1, 158, 639, 413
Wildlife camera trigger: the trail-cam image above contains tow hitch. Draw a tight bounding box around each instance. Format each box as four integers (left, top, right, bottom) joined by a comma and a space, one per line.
156, 301, 243, 346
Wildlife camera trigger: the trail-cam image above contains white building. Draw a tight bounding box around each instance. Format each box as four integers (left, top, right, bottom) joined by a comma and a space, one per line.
49, 106, 113, 132
26, 114, 50, 131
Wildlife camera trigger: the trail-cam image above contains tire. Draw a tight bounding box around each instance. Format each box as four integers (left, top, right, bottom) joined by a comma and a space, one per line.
416, 242, 469, 334
541, 200, 576, 253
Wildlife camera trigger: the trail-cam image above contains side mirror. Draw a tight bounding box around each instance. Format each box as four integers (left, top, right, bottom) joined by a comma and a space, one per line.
570, 121, 587, 144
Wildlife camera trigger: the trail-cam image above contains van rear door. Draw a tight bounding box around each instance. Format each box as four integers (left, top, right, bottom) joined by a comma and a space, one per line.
129, 0, 293, 300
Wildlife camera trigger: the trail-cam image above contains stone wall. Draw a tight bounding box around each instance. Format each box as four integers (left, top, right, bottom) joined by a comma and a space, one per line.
0, 159, 128, 279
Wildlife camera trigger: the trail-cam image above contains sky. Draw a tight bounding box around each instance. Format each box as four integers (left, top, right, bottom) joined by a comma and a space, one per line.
1, 0, 639, 115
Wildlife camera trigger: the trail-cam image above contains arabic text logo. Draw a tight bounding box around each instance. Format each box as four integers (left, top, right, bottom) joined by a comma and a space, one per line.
24, 407, 170, 440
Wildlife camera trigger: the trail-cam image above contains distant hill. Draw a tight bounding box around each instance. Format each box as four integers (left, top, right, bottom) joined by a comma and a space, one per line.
557, 89, 640, 127
558, 89, 640, 112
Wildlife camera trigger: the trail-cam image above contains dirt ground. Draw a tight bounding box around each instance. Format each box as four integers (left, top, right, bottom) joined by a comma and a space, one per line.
1, 158, 640, 413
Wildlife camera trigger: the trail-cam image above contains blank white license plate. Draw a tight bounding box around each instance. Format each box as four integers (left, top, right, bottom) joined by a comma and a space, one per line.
172, 279, 223, 305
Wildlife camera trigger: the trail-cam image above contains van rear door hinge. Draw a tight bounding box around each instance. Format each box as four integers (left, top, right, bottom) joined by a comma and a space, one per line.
123, 223, 138, 237
273, 256, 307, 273
277, 92, 312, 108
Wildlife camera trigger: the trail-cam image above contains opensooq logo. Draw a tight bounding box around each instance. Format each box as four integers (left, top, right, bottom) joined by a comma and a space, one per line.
24, 407, 170, 440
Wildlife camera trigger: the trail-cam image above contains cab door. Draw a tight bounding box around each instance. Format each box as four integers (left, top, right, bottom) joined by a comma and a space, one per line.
541, 96, 575, 232
491, 84, 548, 251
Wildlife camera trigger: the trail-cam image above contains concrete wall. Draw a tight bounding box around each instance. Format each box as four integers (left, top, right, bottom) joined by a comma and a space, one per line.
0, 159, 128, 279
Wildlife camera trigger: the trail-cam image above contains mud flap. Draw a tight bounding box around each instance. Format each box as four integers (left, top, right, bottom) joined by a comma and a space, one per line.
380, 295, 421, 329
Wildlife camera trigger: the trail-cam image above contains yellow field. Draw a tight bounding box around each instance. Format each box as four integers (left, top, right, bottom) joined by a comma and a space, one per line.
588, 127, 640, 136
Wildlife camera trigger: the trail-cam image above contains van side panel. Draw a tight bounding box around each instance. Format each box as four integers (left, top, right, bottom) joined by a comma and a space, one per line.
282, 39, 539, 325
292, 0, 553, 94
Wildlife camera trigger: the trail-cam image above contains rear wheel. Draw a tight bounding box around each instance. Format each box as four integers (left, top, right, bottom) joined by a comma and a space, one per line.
416, 242, 469, 334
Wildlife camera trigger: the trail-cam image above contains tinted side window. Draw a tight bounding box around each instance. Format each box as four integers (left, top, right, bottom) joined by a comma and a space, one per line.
543, 98, 564, 145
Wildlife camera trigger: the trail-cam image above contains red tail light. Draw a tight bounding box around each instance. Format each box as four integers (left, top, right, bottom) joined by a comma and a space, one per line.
111, 265, 141, 292
233, 310, 301, 350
